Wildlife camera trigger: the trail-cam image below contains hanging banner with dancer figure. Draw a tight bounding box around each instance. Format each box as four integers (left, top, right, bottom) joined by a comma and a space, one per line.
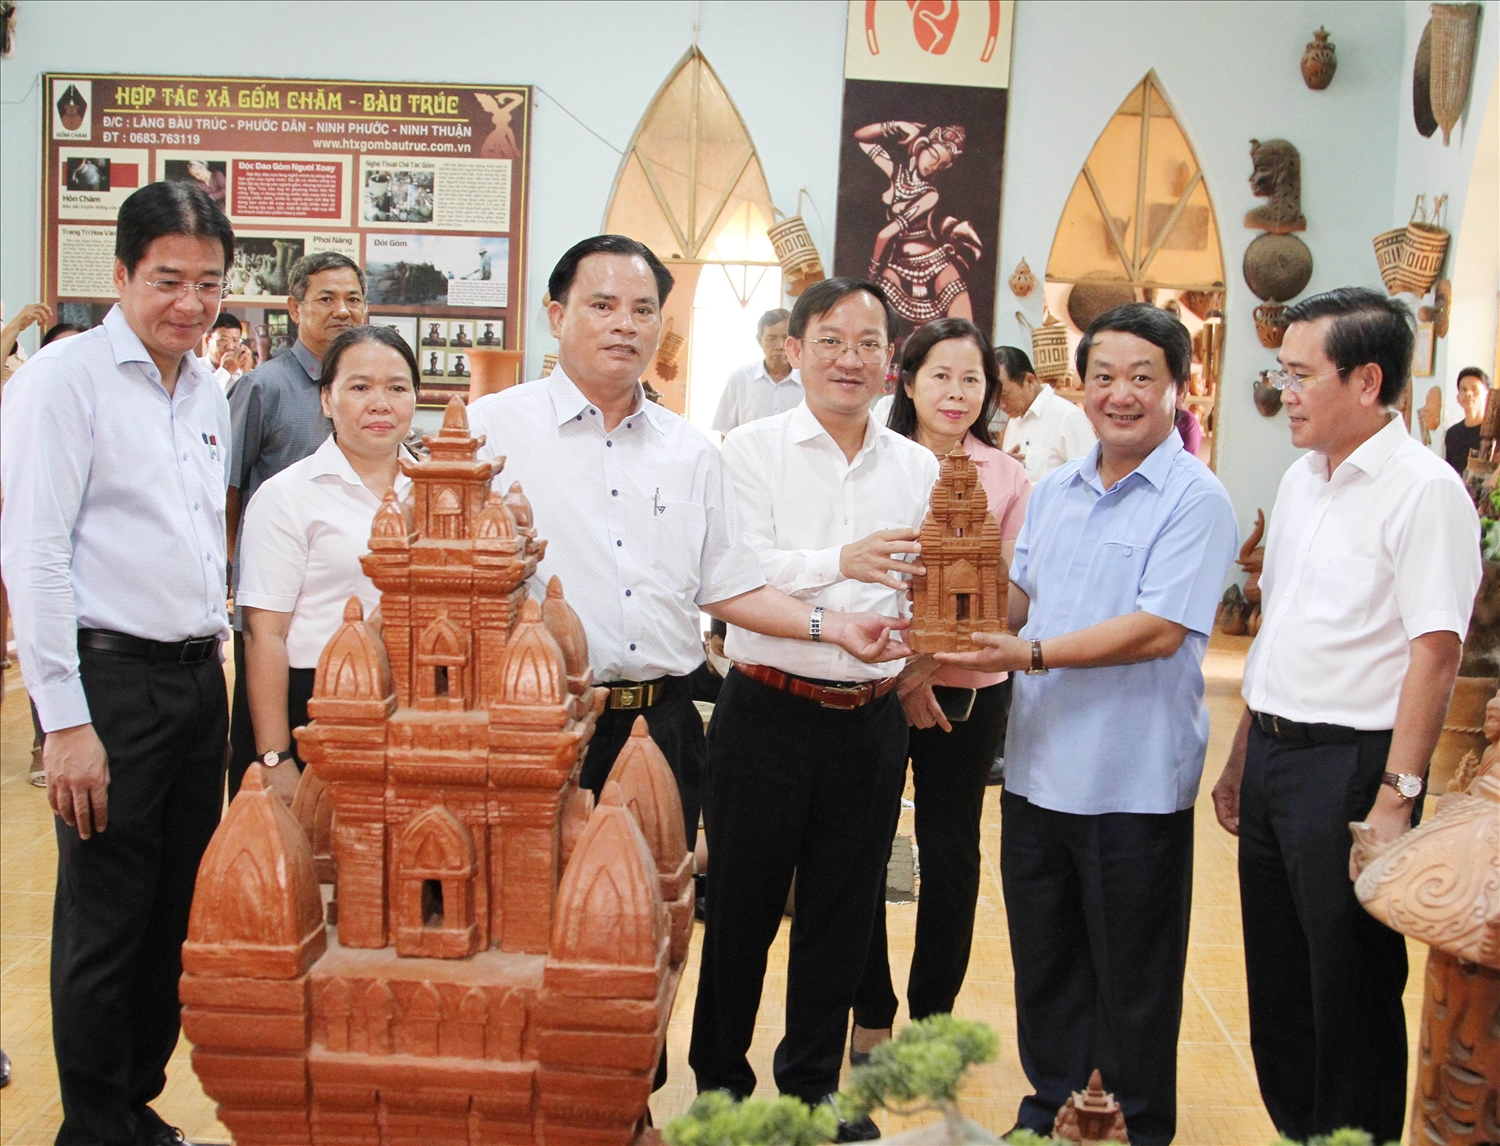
834, 1, 1014, 346
40, 73, 530, 405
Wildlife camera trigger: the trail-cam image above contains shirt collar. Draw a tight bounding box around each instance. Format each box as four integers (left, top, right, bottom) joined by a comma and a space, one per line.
756, 362, 800, 387
790, 400, 883, 457
1020, 382, 1059, 422
308, 433, 417, 491
291, 339, 322, 381
1078, 427, 1183, 492
1318, 413, 1408, 480
101, 304, 212, 389
546, 364, 667, 433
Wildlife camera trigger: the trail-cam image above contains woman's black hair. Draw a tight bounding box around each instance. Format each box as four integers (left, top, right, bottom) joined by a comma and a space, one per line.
886, 317, 1000, 447
319, 324, 421, 395
40, 322, 83, 347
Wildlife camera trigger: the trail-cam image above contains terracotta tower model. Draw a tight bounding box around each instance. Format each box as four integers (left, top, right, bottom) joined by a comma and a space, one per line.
180, 398, 693, 1146
908, 446, 1006, 653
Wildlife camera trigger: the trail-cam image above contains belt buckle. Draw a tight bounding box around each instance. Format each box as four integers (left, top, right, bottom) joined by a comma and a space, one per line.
611, 685, 644, 710
818, 684, 865, 711
1271, 715, 1282, 738
180, 637, 212, 664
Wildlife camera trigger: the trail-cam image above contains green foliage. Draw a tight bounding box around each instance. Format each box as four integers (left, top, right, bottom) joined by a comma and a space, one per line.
662, 1091, 838, 1146
1483, 517, 1500, 561
1269, 1131, 1398, 1146
842, 1015, 999, 1117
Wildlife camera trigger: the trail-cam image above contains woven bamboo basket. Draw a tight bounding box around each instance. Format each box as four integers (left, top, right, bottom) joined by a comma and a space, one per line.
1020, 311, 1071, 384
1430, 3, 1482, 145
768, 216, 825, 297
654, 318, 686, 381
541, 353, 558, 378
1372, 226, 1407, 294
1401, 194, 1450, 296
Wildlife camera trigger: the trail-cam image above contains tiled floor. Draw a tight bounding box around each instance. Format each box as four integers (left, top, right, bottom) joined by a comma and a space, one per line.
0, 636, 1429, 1145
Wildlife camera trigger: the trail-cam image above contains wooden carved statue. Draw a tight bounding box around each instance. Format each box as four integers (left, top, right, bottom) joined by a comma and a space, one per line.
1244, 139, 1306, 234
181, 398, 693, 1146
908, 447, 1006, 653
1352, 686, 1500, 1146
1051, 1070, 1129, 1143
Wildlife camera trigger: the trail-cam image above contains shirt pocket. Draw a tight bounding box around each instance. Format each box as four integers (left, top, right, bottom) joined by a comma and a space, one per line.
649, 500, 708, 594
1303, 551, 1378, 627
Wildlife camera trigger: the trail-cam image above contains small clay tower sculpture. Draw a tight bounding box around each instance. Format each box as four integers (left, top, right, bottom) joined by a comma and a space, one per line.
181, 397, 692, 1146
908, 447, 1005, 653
1353, 685, 1500, 1146
1051, 1070, 1129, 1143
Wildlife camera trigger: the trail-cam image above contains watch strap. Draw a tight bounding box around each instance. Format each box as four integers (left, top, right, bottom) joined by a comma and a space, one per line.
809, 605, 825, 643
1029, 639, 1046, 674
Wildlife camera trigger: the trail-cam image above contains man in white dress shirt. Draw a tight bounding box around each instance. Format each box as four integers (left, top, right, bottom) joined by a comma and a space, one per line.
1211, 288, 1481, 1144
996, 345, 1095, 483
1, 181, 234, 1146
466, 238, 906, 857
711, 307, 801, 434
200, 311, 249, 394
688, 278, 938, 1135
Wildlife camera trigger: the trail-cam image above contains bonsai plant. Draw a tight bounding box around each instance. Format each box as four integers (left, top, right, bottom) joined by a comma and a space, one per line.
664, 1090, 838, 1146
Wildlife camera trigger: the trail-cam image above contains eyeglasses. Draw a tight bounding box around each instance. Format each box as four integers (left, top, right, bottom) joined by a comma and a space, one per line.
1266, 367, 1341, 394
143, 278, 226, 300
803, 336, 889, 364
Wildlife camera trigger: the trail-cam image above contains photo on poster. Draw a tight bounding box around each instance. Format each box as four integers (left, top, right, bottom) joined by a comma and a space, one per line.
226, 235, 306, 300
362, 164, 434, 224
419, 320, 449, 348
368, 315, 418, 354
449, 320, 473, 348
52, 79, 92, 141
447, 351, 471, 378
56, 301, 114, 331
833, 79, 1007, 345
365, 234, 509, 308
420, 349, 449, 379
162, 159, 228, 212
58, 148, 147, 221
475, 318, 505, 346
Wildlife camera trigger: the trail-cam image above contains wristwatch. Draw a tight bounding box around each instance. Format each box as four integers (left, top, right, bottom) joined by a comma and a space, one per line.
809, 605, 825, 643
262, 748, 295, 769
1025, 639, 1049, 676
1382, 772, 1425, 801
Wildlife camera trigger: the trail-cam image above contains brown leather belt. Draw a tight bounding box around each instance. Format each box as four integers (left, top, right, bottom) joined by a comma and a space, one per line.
733, 662, 898, 710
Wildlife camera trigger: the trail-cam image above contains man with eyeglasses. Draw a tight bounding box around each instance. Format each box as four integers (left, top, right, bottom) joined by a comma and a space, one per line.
225, 250, 367, 798
1211, 288, 1480, 1145
1, 180, 234, 1146
688, 278, 937, 1137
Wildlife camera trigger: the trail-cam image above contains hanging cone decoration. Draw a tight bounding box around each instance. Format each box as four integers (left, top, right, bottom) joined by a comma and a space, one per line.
1429, 3, 1481, 145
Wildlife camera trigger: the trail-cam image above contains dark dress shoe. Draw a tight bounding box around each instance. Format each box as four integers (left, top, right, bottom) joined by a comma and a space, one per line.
136, 1111, 195, 1146
820, 1095, 880, 1142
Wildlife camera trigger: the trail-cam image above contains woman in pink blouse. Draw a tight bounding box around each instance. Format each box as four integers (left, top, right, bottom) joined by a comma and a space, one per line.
852, 317, 1031, 1062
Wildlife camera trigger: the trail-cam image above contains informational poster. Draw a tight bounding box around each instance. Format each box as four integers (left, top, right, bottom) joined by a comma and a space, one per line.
41, 74, 531, 405
834, 1, 1013, 346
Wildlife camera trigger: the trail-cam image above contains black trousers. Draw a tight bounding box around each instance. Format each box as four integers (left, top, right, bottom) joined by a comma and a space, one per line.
1001, 789, 1194, 1146
580, 673, 704, 851
688, 668, 908, 1105
1238, 723, 1411, 1144
227, 647, 315, 799
51, 644, 228, 1146
226, 628, 256, 800
854, 679, 1008, 1028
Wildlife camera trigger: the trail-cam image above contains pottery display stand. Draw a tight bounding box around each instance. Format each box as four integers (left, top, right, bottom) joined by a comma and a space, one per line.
1353, 686, 1500, 1146
908, 447, 1005, 654
180, 398, 691, 1146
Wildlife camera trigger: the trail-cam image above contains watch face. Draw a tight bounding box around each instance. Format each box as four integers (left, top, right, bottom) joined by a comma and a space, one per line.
263, 751, 280, 767
1397, 774, 1423, 799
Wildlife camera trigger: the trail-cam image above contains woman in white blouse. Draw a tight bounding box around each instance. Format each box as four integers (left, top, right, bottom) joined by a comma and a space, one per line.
237, 325, 418, 801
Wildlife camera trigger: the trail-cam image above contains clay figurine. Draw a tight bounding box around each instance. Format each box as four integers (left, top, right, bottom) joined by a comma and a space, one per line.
181, 398, 692, 1146
908, 447, 1006, 653
1244, 139, 1306, 234
1051, 1070, 1129, 1143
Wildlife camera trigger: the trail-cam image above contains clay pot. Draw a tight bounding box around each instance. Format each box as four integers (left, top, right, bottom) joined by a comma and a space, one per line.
1253, 302, 1288, 349
1066, 281, 1135, 332
1430, 3, 1481, 145
466, 346, 525, 403
1302, 27, 1338, 89
1008, 258, 1036, 298
1253, 370, 1283, 416
1243, 233, 1313, 302
1431, 675, 1497, 794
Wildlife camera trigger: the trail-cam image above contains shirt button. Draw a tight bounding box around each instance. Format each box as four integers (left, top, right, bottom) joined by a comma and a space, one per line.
625, 589, 632, 597
616, 539, 623, 547
589, 408, 596, 416
629, 643, 636, 651
575, 414, 582, 422
611, 489, 618, 496
1123, 546, 1133, 556
606, 440, 613, 448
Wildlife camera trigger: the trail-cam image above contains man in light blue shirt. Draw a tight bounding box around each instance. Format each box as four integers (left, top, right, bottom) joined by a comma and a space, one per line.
939, 304, 1237, 1145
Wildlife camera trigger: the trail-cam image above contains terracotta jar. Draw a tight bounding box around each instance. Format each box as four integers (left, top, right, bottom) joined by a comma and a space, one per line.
467, 346, 525, 402
1301, 27, 1337, 90
1430, 674, 1497, 793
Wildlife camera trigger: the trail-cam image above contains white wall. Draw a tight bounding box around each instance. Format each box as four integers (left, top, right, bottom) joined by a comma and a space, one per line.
1444, 71, 1498, 415
3, 0, 1496, 538
997, 1, 1413, 540
0, 0, 850, 380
